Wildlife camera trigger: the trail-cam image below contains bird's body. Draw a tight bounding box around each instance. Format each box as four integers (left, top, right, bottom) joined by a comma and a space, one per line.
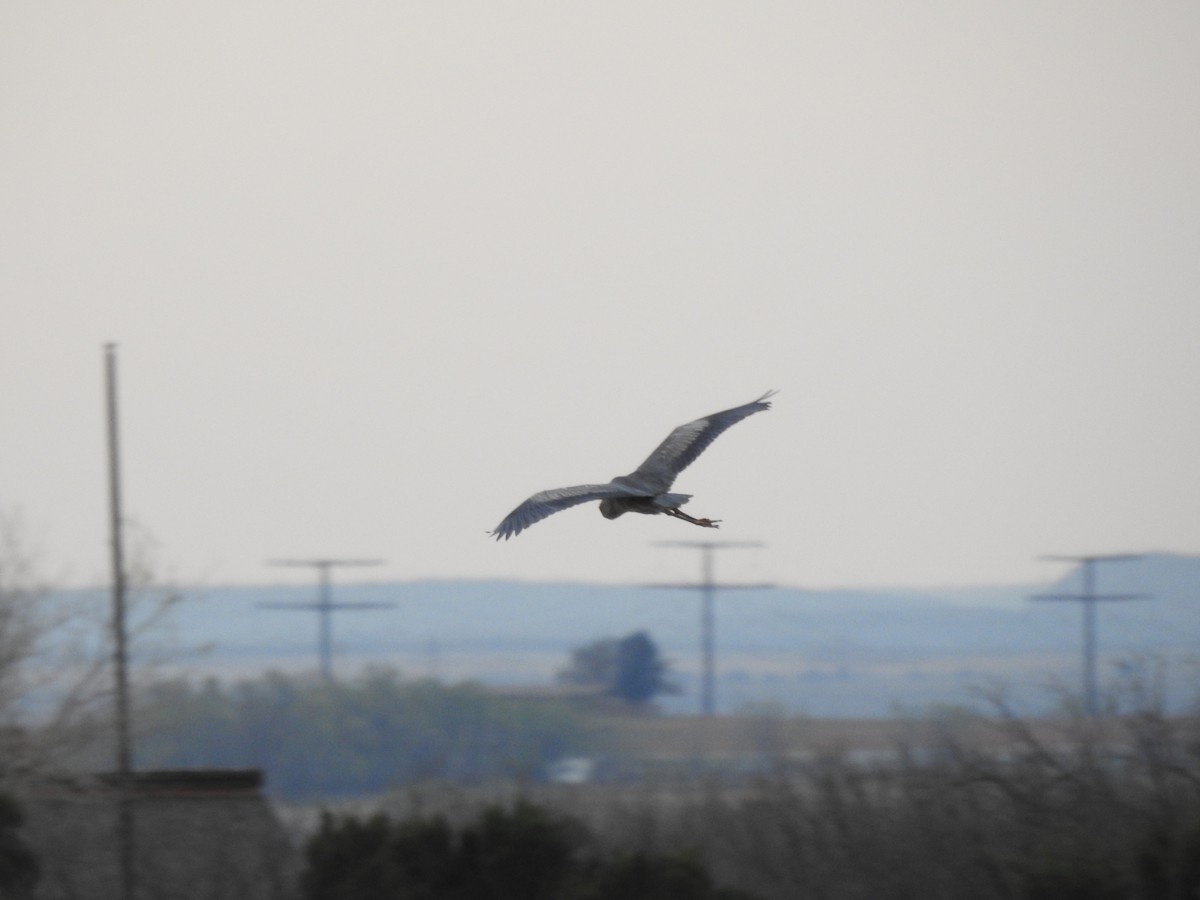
491, 391, 775, 540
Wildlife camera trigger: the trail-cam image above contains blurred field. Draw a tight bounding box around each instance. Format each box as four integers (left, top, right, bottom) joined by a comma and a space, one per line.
592, 710, 1145, 762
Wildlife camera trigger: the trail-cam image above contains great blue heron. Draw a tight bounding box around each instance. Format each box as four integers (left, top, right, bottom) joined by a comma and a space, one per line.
491, 391, 776, 540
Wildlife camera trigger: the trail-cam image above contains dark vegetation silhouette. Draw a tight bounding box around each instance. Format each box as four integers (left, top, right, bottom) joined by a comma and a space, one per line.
302, 799, 759, 900
0, 794, 39, 899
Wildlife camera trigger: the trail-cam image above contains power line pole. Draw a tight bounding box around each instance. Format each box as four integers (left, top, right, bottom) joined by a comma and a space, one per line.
648, 540, 772, 717
103, 343, 135, 900
262, 559, 394, 680
1031, 553, 1148, 716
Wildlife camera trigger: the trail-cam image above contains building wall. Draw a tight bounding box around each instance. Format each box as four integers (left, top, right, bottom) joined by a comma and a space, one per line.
19, 771, 299, 900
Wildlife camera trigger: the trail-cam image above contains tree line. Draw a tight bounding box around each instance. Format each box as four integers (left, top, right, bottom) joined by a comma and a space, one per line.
134, 629, 678, 799
136, 669, 586, 799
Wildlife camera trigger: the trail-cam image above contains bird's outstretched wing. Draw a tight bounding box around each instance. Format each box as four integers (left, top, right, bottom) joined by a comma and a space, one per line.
633, 390, 776, 486
491, 482, 649, 541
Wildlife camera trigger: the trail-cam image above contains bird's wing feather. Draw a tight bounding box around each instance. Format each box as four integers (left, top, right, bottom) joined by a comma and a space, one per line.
633, 390, 776, 486
491, 482, 649, 540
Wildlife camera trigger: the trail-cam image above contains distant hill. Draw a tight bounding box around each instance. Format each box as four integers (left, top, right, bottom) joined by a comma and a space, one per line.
95, 553, 1200, 717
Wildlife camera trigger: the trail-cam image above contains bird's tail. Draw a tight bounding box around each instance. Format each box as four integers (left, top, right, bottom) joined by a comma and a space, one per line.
653, 493, 692, 508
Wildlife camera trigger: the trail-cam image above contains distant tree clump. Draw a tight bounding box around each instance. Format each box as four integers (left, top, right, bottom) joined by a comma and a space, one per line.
136, 669, 584, 799
558, 631, 677, 705
301, 799, 759, 900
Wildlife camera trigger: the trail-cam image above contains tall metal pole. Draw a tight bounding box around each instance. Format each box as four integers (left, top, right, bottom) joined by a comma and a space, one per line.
1081, 560, 1097, 716
104, 343, 135, 900
262, 559, 394, 681
649, 541, 771, 717
1032, 554, 1148, 716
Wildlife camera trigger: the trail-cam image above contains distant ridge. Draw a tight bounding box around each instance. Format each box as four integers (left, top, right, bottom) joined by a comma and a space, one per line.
66, 553, 1200, 717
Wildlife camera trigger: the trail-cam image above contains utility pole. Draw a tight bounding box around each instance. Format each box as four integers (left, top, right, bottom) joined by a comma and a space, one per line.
1031, 554, 1148, 716
261, 559, 394, 680
648, 541, 771, 716
103, 343, 135, 900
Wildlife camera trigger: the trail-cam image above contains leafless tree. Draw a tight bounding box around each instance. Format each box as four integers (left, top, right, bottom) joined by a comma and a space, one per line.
0, 510, 185, 778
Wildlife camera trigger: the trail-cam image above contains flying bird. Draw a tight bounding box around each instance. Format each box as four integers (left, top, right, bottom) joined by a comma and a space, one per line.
491, 391, 776, 540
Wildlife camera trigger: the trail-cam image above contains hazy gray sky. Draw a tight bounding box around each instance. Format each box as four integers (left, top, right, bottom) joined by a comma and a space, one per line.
3, 4, 1198, 591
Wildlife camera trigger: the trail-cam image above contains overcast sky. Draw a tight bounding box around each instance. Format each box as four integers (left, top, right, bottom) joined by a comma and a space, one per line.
2, 4, 1198, 592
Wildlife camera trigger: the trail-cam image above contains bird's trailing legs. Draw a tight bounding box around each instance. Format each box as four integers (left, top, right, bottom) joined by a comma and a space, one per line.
666, 507, 721, 529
